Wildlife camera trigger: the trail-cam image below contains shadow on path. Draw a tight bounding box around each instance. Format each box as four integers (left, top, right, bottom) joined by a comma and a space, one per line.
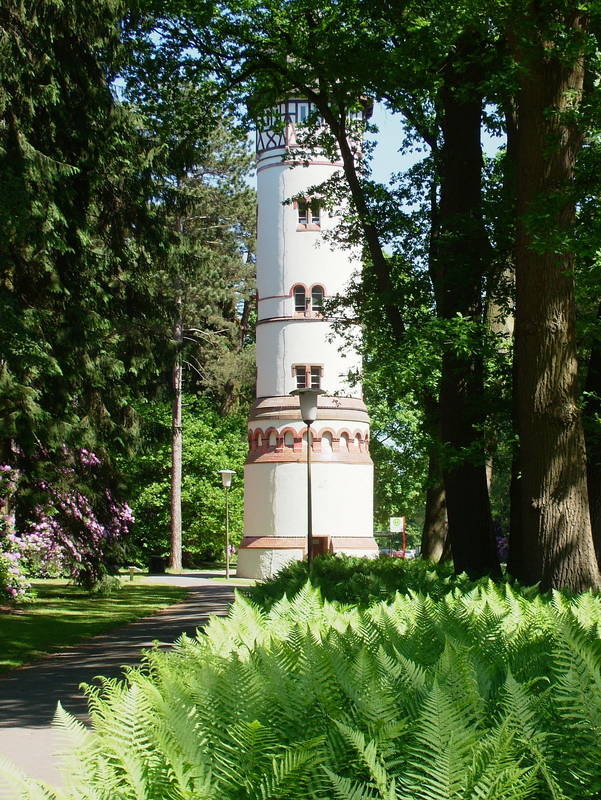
0, 584, 234, 728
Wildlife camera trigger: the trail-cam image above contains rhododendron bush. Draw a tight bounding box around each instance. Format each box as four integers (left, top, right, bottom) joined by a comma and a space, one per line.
0, 451, 133, 602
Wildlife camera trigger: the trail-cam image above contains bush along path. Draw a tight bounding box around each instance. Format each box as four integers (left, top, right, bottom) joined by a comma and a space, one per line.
5, 577, 601, 799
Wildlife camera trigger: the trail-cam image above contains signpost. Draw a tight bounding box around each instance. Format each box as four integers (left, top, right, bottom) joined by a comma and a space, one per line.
389, 516, 407, 558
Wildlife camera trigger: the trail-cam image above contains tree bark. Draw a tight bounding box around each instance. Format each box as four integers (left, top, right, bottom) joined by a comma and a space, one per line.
419, 393, 449, 561
510, 3, 600, 591
170, 316, 183, 570
170, 220, 184, 572
583, 303, 601, 566
434, 30, 500, 578
421, 450, 449, 561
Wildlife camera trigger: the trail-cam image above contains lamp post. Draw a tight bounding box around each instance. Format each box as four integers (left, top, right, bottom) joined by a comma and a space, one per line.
219, 470, 235, 579
290, 388, 325, 567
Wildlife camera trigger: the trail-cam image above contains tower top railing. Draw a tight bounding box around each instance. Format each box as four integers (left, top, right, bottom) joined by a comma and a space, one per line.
255, 97, 371, 155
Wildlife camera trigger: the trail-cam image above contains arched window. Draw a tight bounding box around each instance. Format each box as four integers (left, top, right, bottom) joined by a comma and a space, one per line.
284, 431, 294, 448
294, 285, 306, 312
311, 285, 324, 312
321, 431, 333, 452
340, 433, 349, 451
268, 431, 277, 448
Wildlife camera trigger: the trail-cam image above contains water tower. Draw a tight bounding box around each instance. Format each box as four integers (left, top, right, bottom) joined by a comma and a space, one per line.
236, 98, 377, 579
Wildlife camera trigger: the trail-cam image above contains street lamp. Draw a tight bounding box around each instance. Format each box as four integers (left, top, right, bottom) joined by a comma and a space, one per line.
219, 470, 236, 579
290, 388, 325, 567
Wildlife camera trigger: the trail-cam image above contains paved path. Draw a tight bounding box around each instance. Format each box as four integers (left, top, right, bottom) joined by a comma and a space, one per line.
0, 573, 240, 793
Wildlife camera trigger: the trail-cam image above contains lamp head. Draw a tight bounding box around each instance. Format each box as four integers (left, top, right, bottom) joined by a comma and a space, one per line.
290, 388, 325, 424
219, 469, 236, 488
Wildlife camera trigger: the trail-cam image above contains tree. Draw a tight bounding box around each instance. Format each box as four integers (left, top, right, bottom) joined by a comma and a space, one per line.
121, 26, 256, 568
508, 0, 601, 590
121, 397, 247, 564
0, 0, 184, 587
0, 0, 171, 460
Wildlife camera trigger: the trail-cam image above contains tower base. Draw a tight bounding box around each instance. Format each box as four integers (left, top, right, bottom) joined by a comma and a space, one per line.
236, 536, 379, 580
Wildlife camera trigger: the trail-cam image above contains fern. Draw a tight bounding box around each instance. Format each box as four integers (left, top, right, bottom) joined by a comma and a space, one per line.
10, 572, 601, 799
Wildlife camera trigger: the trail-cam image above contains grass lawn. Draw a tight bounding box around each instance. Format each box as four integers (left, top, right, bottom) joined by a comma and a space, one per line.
0, 580, 190, 673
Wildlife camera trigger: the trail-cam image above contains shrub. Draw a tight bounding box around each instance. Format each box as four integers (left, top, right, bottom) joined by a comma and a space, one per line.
246, 553, 491, 608
6, 581, 601, 798
0, 540, 31, 603
0, 454, 133, 598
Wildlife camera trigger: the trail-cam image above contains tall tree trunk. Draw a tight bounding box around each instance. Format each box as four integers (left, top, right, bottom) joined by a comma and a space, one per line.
420, 394, 449, 561
435, 30, 500, 578
510, 3, 600, 591
170, 311, 183, 570
583, 302, 601, 566
421, 450, 449, 561
170, 336, 183, 570
170, 220, 184, 571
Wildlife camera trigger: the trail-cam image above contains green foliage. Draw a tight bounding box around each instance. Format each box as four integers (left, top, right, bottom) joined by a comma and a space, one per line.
9, 577, 601, 798
121, 396, 247, 563
0, 0, 172, 457
247, 554, 498, 609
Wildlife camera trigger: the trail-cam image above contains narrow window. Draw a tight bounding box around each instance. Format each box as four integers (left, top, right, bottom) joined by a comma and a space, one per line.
294, 285, 306, 312
310, 200, 320, 226
322, 431, 333, 452
284, 431, 294, 448
310, 366, 321, 389
311, 285, 324, 312
340, 433, 349, 451
295, 366, 307, 389
298, 200, 308, 226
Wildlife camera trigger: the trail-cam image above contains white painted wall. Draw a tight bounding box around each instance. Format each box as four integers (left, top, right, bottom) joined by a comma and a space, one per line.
256, 319, 362, 397
244, 462, 373, 538
236, 547, 303, 580
256, 163, 361, 303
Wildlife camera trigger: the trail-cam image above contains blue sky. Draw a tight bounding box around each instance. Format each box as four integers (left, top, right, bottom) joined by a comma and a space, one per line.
368, 102, 505, 186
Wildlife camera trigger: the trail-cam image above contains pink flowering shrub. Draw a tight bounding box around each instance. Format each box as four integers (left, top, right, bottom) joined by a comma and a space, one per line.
0, 453, 134, 601
0, 465, 32, 601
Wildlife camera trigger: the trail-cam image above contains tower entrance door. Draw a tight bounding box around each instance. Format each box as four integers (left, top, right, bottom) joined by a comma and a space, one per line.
312, 537, 331, 557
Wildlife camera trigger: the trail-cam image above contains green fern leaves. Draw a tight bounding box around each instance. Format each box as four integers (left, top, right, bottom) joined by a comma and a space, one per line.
6, 579, 601, 799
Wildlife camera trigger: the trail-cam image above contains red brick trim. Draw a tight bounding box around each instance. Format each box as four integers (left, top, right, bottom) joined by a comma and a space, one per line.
248, 423, 370, 459
256, 316, 325, 326
256, 159, 344, 173
239, 537, 306, 549
245, 450, 373, 465
238, 536, 378, 552
331, 537, 379, 551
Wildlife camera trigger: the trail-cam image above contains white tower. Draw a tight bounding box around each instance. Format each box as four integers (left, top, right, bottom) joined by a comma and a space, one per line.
236, 97, 377, 579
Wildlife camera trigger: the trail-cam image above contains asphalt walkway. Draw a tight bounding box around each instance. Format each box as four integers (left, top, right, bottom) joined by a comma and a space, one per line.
0, 573, 240, 794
